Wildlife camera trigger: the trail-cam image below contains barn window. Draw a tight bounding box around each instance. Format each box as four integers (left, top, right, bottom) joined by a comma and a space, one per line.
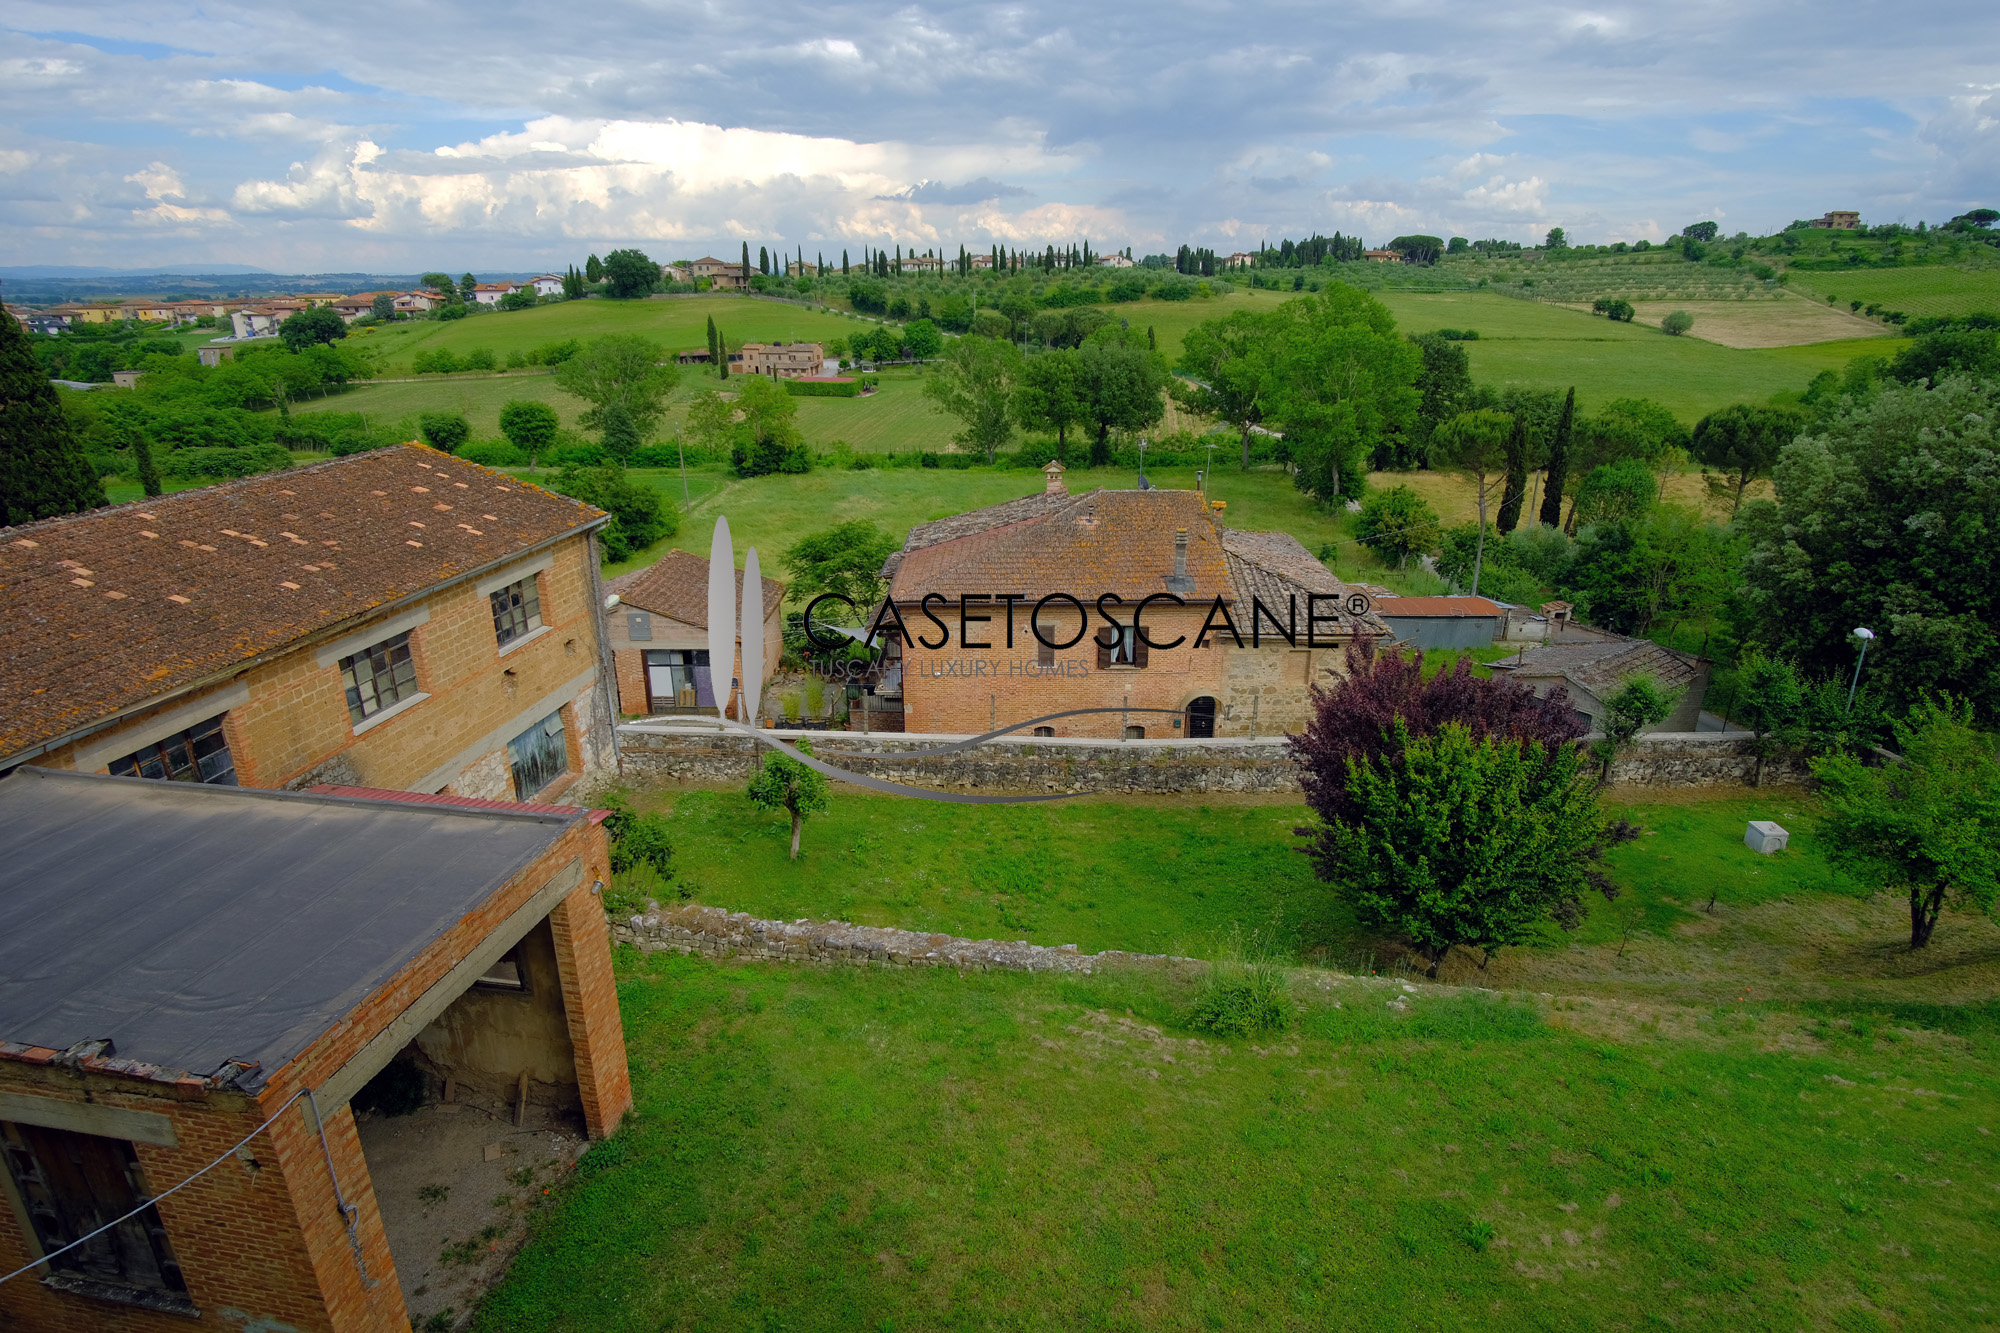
0, 1122, 191, 1313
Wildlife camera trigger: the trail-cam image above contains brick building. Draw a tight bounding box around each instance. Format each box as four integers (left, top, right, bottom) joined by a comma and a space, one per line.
0, 445, 619, 803
0, 767, 628, 1332
603, 550, 784, 717
729, 342, 826, 379
874, 472, 1387, 738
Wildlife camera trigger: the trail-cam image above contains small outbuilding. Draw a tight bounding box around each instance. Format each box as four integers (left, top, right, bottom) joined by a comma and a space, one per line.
0, 768, 629, 1331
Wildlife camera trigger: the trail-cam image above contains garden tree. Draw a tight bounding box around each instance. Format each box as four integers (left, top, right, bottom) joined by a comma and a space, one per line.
1660, 310, 1694, 336
552, 334, 679, 437
1682, 221, 1720, 242
1736, 376, 2000, 720
370, 293, 395, 321
1570, 458, 1658, 527
923, 334, 1024, 464
1887, 325, 2000, 386
1012, 349, 1086, 460
545, 464, 674, 562
498, 398, 560, 471
1537, 388, 1576, 528
0, 314, 106, 524
1318, 721, 1625, 967
1029, 307, 1112, 349
782, 520, 899, 609
1591, 675, 1682, 779
1813, 699, 2000, 950
747, 739, 831, 860
601, 248, 660, 299
127, 426, 163, 497
1075, 337, 1166, 465
689, 375, 811, 476
599, 402, 641, 459
1253, 284, 1420, 506
1434, 408, 1514, 596
1174, 310, 1271, 468
1732, 650, 1807, 785
1386, 235, 1443, 266
278, 305, 346, 352
1544, 227, 1568, 250
903, 318, 944, 359
1691, 403, 1803, 514
584, 254, 603, 283
1354, 485, 1440, 569
1403, 332, 1473, 469
458, 273, 478, 304
1563, 399, 1682, 532
417, 411, 471, 455
1496, 412, 1531, 534
420, 271, 452, 297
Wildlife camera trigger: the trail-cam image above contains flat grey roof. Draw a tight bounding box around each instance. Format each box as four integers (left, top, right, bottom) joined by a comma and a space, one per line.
0, 768, 580, 1091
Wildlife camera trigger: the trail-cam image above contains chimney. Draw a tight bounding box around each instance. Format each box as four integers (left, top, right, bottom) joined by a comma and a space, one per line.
1166, 527, 1194, 594
1043, 459, 1067, 494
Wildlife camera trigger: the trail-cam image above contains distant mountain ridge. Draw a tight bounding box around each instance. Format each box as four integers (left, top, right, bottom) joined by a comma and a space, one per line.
0, 264, 274, 278
0, 269, 558, 304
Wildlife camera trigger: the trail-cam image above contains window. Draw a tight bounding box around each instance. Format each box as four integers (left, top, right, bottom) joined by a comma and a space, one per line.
0, 1122, 191, 1312
507, 710, 568, 798
475, 945, 527, 991
340, 631, 418, 724
1095, 624, 1147, 669
108, 715, 236, 786
1036, 635, 1054, 667
1033, 726, 1055, 737
643, 649, 711, 712
1124, 725, 1147, 740
490, 576, 543, 648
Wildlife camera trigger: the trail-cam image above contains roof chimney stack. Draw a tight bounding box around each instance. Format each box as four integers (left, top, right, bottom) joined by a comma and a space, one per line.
1167, 527, 1194, 593
1043, 459, 1067, 494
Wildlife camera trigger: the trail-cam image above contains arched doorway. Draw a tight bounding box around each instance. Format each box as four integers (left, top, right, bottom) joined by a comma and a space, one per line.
1185, 696, 1217, 739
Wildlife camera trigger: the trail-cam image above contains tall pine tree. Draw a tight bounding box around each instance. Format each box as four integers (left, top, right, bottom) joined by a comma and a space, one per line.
1, 311, 106, 525
1538, 388, 1575, 529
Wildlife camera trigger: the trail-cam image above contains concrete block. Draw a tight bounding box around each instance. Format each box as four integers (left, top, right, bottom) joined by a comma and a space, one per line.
1745, 820, 1789, 854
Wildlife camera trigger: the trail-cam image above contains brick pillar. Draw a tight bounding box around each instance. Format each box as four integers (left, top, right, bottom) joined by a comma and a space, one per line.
263, 1095, 406, 1332
547, 835, 632, 1138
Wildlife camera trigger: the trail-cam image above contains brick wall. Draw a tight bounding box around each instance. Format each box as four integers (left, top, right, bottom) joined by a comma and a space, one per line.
0, 815, 627, 1333
42, 534, 614, 801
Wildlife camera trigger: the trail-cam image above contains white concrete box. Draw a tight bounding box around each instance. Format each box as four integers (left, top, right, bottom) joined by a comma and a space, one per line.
1745, 820, 1790, 854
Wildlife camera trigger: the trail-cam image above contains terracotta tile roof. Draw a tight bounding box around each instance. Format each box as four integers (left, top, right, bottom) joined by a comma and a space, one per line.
1373, 595, 1508, 617
889, 489, 1233, 602
1219, 528, 1387, 637
1491, 638, 1702, 698
603, 548, 783, 629
0, 445, 606, 762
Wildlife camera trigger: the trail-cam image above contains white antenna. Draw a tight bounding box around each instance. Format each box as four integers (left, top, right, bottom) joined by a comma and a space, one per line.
707, 518, 736, 718
741, 547, 765, 726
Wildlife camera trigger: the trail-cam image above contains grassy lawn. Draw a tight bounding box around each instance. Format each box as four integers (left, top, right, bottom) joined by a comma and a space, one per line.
475, 950, 2000, 1332
789, 368, 952, 454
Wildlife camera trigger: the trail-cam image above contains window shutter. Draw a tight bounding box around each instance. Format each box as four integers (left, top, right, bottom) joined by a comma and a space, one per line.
1132, 627, 1149, 668
1095, 627, 1115, 670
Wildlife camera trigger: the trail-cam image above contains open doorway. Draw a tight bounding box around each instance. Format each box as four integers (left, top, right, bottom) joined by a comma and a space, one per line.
352, 916, 591, 1332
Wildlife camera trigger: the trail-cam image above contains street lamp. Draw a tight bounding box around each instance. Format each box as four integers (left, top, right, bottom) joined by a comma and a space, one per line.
1848, 627, 1875, 710
1137, 436, 1149, 489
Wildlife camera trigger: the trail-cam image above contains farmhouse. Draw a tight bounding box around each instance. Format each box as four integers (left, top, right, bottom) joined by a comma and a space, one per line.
0, 445, 618, 803
731, 341, 826, 379
0, 767, 628, 1332
1810, 211, 1861, 230
524, 274, 565, 296
1489, 636, 1710, 733
1363, 249, 1403, 263
603, 550, 785, 718
689, 257, 747, 290
1096, 254, 1137, 268
867, 465, 1387, 738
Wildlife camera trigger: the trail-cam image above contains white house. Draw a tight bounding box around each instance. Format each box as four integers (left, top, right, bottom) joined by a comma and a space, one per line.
1096, 253, 1137, 268
525, 274, 565, 296
471, 281, 524, 306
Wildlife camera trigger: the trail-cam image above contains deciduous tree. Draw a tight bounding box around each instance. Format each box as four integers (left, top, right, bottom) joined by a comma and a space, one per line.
278, 306, 347, 352
1435, 408, 1514, 596
747, 739, 831, 860
498, 399, 560, 471
782, 520, 899, 609
1255, 284, 1418, 505
923, 334, 1023, 463
1076, 338, 1166, 465
1355, 484, 1441, 569
1013, 349, 1085, 460
552, 334, 679, 436
601, 248, 660, 299
1174, 311, 1270, 468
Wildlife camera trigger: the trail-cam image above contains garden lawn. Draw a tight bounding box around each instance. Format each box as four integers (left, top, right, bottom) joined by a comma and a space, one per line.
473, 951, 2000, 1333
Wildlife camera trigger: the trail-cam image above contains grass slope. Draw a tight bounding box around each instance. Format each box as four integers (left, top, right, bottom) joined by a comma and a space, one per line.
1783, 267, 2000, 320
475, 951, 2000, 1332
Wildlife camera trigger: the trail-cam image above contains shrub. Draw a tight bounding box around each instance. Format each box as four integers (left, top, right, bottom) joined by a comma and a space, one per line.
784, 377, 860, 397
462, 347, 497, 372
1187, 951, 1293, 1037
458, 439, 527, 467
418, 412, 471, 454
545, 464, 675, 561
160, 442, 291, 479
600, 792, 674, 879
1661, 310, 1694, 336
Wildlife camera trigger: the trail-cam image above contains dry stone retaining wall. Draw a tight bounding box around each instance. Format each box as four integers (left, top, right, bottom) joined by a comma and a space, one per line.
618, 723, 1811, 792
612, 902, 1191, 975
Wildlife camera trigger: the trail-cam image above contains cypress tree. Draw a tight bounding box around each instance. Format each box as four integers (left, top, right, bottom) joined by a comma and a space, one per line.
741, 241, 751, 279
759, 245, 769, 275
843, 250, 850, 275
1, 311, 106, 525
717, 331, 729, 380
706, 314, 718, 366
1539, 387, 1575, 529
130, 428, 162, 499
1497, 413, 1530, 534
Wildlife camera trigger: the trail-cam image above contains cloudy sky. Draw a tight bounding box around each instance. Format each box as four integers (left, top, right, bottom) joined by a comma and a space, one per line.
4, 1, 1996, 273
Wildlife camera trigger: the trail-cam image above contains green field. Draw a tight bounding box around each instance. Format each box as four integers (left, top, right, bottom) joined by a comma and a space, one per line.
344, 294, 861, 375
1782, 266, 2000, 320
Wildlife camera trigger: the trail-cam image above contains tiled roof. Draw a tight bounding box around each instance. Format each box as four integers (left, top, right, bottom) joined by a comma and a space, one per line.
880, 488, 1084, 582
889, 489, 1233, 602
1220, 529, 1388, 637
1374, 595, 1508, 617
0, 445, 606, 762
603, 548, 784, 629
1491, 638, 1702, 698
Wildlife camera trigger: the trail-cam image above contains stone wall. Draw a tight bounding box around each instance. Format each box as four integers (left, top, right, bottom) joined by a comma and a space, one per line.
618, 722, 1810, 793
613, 901, 1190, 975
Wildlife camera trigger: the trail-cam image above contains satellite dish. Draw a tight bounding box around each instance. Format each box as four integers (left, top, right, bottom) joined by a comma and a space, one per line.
1137, 474, 1151, 490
